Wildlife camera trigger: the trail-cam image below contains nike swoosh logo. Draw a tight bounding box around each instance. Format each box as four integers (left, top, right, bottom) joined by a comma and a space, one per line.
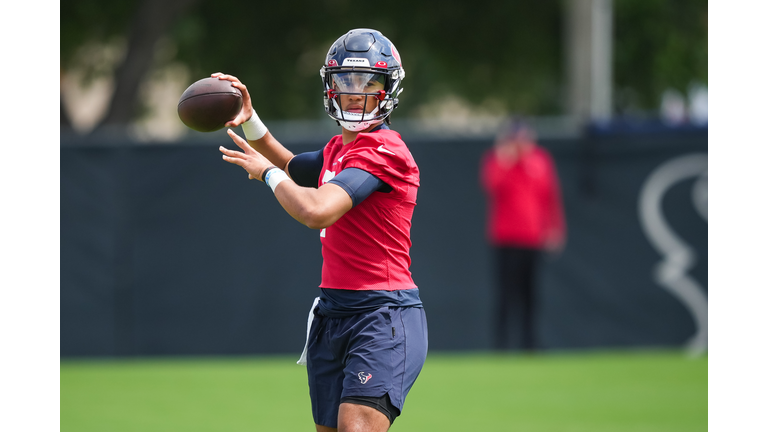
377, 145, 396, 155
322, 170, 336, 184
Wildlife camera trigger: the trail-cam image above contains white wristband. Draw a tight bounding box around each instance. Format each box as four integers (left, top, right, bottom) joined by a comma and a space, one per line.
241, 111, 268, 141
264, 168, 289, 193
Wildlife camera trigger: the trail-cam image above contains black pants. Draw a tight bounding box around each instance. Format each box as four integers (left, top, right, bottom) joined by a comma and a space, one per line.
494, 246, 540, 351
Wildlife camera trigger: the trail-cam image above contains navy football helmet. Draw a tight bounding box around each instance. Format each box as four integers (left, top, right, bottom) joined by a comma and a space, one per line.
320, 29, 405, 131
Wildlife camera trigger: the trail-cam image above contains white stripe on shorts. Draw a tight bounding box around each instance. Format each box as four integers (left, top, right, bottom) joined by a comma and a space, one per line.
297, 297, 321, 365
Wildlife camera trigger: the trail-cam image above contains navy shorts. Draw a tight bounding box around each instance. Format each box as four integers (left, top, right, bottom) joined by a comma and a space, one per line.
307, 306, 428, 428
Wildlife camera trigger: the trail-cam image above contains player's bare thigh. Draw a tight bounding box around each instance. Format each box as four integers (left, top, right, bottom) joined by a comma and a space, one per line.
315, 402, 390, 432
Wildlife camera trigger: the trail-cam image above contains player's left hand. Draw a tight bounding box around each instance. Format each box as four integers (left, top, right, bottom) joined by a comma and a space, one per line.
220, 129, 273, 181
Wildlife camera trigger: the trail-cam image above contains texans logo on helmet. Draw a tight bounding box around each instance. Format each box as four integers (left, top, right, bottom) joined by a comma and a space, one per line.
358, 372, 372, 384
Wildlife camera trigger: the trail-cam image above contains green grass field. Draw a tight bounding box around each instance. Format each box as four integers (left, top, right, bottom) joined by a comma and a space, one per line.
61, 350, 706, 431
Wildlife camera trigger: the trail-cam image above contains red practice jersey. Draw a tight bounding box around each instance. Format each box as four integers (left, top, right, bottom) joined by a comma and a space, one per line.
319, 129, 420, 291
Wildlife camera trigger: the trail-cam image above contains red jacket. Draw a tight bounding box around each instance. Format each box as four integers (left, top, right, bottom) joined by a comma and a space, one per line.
480, 146, 566, 248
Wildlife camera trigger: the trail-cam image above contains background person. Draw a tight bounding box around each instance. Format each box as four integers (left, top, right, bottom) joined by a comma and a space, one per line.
480, 118, 566, 351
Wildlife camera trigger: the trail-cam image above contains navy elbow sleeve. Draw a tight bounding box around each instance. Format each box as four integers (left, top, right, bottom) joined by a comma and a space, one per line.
328, 168, 391, 207
287, 149, 324, 188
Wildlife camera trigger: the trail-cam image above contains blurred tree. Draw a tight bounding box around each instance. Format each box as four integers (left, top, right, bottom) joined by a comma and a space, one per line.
170, 0, 564, 120
61, 0, 563, 125
613, 0, 708, 114
60, 0, 706, 126
60, 0, 135, 73
61, 0, 134, 129
99, 0, 199, 128
61, 0, 198, 131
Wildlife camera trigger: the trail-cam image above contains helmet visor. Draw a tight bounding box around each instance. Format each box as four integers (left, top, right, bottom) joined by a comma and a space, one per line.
331, 72, 386, 94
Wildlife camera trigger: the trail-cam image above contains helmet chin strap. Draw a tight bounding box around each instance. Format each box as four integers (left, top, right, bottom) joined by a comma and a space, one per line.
339, 119, 383, 132
332, 99, 385, 131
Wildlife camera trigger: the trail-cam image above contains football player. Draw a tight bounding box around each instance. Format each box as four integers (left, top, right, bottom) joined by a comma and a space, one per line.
216, 28, 427, 432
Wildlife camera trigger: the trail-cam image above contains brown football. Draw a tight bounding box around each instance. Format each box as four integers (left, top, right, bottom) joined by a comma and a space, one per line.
177, 78, 243, 132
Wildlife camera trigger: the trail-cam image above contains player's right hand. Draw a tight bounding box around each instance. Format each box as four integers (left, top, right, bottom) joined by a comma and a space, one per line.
211, 72, 254, 128
220, 129, 274, 181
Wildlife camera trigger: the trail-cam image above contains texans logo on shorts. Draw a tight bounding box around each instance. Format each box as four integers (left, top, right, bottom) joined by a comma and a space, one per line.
358, 372, 372, 384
